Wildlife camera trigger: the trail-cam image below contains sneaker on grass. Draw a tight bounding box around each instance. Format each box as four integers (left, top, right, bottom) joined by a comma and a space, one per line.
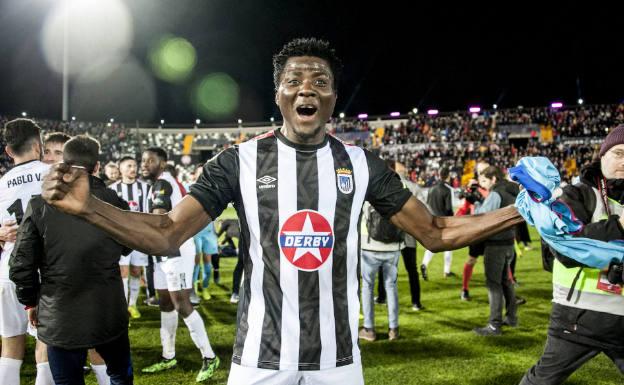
127, 305, 141, 319
142, 357, 177, 373
196, 356, 220, 382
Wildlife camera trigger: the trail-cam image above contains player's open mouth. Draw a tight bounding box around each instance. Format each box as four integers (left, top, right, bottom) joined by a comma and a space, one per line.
296, 105, 318, 120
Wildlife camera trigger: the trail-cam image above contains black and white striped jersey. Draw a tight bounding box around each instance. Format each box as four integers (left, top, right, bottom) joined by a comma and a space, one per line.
190, 129, 411, 371
109, 180, 150, 213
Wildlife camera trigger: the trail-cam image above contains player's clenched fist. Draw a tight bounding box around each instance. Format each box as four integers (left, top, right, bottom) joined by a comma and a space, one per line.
41, 163, 91, 216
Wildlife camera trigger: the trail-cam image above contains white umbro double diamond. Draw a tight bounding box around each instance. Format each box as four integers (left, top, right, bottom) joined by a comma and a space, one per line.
257, 175, 277, 185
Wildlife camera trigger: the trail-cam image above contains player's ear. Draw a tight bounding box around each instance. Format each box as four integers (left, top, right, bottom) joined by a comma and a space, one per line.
92, 161, 101, 176
5, 145, 15, 160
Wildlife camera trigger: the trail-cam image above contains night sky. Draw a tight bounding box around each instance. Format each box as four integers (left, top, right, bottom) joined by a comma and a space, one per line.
0, 1, 621, 124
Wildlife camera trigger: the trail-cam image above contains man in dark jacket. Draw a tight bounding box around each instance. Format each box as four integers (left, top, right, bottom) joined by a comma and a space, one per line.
421, 167, 455, 279
473, 166, 519, 336
9, 135, 133, 385
520, 125, 624, 384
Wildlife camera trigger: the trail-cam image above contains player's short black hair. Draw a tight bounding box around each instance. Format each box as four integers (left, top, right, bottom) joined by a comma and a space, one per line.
273, 37, 343, 91
63, 135, 100, 174
145, 147, 168, 162
2, 119, 41, 156
118, 156, 136, 166
440, 167, 450, 180
44, 132, 71, 146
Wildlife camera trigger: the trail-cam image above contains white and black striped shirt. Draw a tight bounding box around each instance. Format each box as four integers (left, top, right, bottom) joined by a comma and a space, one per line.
109, 180, 150, 213
190, 129, 411, 371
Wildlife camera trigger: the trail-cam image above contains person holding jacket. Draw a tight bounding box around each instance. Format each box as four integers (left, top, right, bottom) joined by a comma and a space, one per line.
9, 135, 134, 385
473, 165, 519, 336
520, 125, 624, 384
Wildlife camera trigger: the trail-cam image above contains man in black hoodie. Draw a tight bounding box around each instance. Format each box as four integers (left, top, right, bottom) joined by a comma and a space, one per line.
473, 165, 519, 336
9, 135, 133, 385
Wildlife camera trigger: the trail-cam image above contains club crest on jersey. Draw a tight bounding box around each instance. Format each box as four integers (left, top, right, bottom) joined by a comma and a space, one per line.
336, 168, 353, 194
279, 210, 334, 271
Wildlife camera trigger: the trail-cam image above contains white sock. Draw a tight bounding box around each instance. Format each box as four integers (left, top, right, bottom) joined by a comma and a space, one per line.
128, 275, 141, 307
0, 357, 22, 385
91, 364, 110, 385
422, 250, 434, 267
444, 251, 453, 274
35, 362, 54, 385
122, 277, 129, 303
161, 310, 178, 360
183, 310, 215, 359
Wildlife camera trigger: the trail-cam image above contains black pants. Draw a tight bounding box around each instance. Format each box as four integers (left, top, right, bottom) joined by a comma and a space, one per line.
47, 332, 133, 385
146, 256, 155, 298
377, 247, 421, 307
232, 253, 244, 295
483, 244, 517, 327
520, 334, 624, 384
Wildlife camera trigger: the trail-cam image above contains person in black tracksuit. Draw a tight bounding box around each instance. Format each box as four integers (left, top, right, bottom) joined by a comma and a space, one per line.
9, 136, 133, 385
473, 166, 519, 336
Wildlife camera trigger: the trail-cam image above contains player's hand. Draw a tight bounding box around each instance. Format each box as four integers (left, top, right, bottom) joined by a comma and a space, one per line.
27, 307, 38, 328
41, 163, 91, 216
0, 219, 18, 243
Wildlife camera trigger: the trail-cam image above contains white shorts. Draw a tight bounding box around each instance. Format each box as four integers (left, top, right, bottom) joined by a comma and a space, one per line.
227, 362, 364, 385
0, 281, 27, 338
119, 250, 149, 267
154, 239, 195, 292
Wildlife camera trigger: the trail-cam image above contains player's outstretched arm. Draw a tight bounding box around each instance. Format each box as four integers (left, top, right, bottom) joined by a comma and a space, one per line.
390, 196, 523, 252
42, 163, 211, 255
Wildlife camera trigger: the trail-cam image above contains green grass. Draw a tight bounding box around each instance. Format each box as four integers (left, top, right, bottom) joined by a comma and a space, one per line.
21, 227, 622, 384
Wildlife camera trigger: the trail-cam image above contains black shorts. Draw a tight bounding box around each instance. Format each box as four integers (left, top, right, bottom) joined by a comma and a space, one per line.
468, 242, 485, 258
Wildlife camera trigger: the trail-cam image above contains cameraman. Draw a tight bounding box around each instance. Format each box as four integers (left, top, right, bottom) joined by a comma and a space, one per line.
520, 126, 624, 384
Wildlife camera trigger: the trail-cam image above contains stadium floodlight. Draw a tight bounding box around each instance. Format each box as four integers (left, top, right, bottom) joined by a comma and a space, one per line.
493, 104, 498, 109
469, 106, 481, 113
109, 118, 114, 123
237, 119, 243, 124
390, 112, 401, 117
578, 98, 584, 105
339, 112, 345, 119
195, 119, 201, 125
71, 116, 76, 121
270, 117, 275, 122
107, 122, 111, 127
21, 112, 27, 117
412, 108, 418, 114
160, 119, 165, 124
427, 109, 439, 116
357, 113, 368, 119
551, 102, 563, 109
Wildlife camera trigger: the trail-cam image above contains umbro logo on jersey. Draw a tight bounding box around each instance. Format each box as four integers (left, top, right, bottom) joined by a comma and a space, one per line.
257, 175, 276, 189
279, 210, 334, 271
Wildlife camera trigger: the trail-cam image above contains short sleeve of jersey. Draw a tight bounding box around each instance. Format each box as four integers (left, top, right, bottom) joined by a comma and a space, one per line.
364, 150, 412, 218
150, 179, 173, 212
189, 147, 238, 220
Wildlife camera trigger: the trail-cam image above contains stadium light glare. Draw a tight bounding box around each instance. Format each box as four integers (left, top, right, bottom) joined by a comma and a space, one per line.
427, 109, 439, 116
578, 98, 584, 105
270, 117, 275, 122
339, 112, 345, 119
160, 119, 165, 124
21, 112, 27, 117
493, 104, 498, 109
551, 102, 563, 109
195, 119, 201, 125
390, 112, 401, 117
71, 116, 76, 121
469, 107, 481, 113
357, 113, 368, 119
412, 108, 418, 114
237, 119, 243, 124
109, 118, 114, 123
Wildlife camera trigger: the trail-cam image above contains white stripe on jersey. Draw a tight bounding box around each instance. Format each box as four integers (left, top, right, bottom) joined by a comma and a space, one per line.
277, 139, 300, 369
239, 139, 266, 367
109, 180, 148, 212
316, 143, 338, 369
0, 160, 50, 282
345, 145, 369, 364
